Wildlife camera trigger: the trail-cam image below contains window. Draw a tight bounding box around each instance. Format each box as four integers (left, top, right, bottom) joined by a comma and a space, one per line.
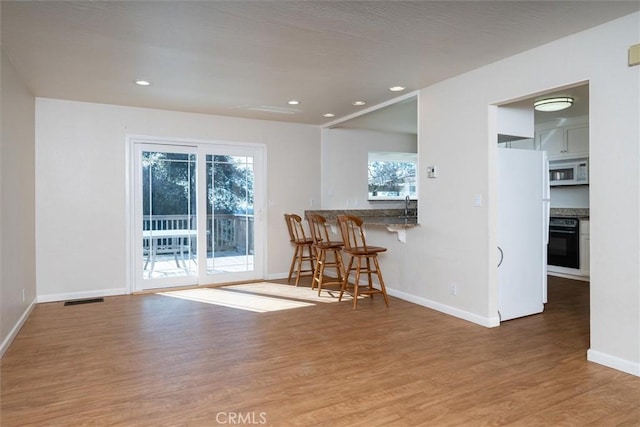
368, 152, 417, 200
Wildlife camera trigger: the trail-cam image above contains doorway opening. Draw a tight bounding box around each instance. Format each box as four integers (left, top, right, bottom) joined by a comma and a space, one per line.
494, 81, 590, 322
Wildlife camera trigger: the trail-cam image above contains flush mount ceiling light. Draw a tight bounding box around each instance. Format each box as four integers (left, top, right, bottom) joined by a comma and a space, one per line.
389, 86, 406, 92
323, 113, 335, 118
534, 97, 574, 112
352, 101, 366, 106
287, 100, 300, 105
135, 80, 150, 86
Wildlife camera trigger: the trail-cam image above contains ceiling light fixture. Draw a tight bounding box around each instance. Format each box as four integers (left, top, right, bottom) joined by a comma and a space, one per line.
534, 97, 574, 112
287, 100, 300, 105
352, 101, 366, 106
323, 113, 335, 118
135, 80, 150, 86
389, 86, 406, 92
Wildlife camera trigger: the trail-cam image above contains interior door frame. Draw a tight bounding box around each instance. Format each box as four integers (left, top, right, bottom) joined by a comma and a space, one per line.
125, 135, 267, 293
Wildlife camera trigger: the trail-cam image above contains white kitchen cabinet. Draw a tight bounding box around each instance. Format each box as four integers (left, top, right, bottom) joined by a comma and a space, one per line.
538, 127, 565, 157
580, 219, 590, 277
537, 124, 589, 160
566, 125, 589, 157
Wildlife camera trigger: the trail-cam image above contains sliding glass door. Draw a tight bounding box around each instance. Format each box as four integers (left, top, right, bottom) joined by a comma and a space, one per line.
132, 140, 264, 291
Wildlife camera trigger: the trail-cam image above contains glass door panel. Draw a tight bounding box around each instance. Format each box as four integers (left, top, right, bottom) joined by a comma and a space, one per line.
136, 145, 198, 289
206, 154, 254, 275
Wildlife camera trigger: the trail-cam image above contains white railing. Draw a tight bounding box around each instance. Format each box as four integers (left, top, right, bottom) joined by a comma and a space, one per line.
143, 214, 253, 254
143, 214, 194, 231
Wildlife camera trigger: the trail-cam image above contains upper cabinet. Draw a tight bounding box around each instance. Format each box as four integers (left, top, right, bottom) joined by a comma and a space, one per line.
565, 125, 589, 156
497, 115, 589, 159
537, 122, 589, 160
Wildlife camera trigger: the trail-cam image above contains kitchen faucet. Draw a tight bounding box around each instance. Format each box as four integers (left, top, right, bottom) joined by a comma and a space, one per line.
405, 195, 411, 217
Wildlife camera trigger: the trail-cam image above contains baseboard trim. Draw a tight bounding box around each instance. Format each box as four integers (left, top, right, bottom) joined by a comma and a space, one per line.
265, 272, 289, 281
37, 288, 127, 303
587, 348, 640, 377
386, 287, 500, 328
263, 273, 501, 328
0, 297, 37, 358
547, 271, 590, 282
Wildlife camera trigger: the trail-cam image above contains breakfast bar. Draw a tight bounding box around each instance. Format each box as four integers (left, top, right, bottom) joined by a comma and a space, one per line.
304, 209, 418, 242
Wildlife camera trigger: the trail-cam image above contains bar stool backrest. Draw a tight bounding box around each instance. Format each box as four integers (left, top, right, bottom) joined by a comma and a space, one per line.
336, 214, 367, 251
284, 213, 308, 243
306, 214, 332, 245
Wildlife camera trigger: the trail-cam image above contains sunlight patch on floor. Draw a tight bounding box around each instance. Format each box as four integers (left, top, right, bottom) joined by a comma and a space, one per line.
225, 282, 345, 303
158, 287, 316, 313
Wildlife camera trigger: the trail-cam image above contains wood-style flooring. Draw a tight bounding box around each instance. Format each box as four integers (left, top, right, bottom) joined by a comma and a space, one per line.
1, 276, 638, 426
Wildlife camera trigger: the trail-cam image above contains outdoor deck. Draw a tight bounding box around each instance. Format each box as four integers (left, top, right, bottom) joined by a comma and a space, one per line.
143, 253, 254, 278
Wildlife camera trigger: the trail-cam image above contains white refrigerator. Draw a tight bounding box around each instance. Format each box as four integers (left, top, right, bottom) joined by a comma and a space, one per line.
497, 148, 550, 321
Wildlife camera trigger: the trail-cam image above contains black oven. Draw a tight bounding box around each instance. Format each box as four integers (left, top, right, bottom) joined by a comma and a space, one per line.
548, 217, 579, 268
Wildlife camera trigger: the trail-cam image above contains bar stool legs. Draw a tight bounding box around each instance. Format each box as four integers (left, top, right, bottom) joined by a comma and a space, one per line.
340, 253, 390, 309
288, 242, 315, 286
312, 244, 345, 296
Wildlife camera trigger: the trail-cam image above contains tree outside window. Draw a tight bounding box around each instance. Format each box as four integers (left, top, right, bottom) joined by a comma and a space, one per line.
368, 152, 417, 200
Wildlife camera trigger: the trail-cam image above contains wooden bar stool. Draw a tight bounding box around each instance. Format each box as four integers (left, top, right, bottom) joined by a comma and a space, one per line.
336, 214, 390, 309
284, 213, 315, 286
306, 214, 345, 296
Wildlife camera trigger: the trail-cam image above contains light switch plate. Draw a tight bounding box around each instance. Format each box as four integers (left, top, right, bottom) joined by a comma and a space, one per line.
427, 165, 437, 178
630, 43, 640, 66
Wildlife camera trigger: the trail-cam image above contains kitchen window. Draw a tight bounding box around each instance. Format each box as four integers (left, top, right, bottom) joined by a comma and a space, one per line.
367, 151, 417, 200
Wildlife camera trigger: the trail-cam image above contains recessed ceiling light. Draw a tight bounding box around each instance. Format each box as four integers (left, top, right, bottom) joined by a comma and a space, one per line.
352, 101, 366, 106
135, 80, 151, 86
287, 100, 300, 105
389, 86, 406, 92
534, 97, 574, 112
323, 113, 335, 118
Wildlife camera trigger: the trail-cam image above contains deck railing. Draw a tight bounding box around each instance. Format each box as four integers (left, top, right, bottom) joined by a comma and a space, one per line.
143, 214, 253, 254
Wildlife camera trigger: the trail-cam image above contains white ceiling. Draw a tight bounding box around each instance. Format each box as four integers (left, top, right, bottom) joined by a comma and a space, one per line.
2, 1, 637, 126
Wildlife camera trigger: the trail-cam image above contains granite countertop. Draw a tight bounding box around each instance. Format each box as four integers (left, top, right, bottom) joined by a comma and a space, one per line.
304, 209, 418, 227
550, 208, 589, 219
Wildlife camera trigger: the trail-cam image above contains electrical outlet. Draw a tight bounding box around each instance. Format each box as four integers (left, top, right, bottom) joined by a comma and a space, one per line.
450, 282, 457, 296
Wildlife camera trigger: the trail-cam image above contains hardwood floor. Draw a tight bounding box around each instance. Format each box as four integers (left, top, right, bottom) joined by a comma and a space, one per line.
2, 277, 638, 426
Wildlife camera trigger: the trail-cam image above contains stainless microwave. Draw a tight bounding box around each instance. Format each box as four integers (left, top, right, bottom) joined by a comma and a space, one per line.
549, 160, 588, 186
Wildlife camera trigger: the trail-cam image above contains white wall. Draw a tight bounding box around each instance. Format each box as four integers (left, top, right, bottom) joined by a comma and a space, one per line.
322, 12, 640, 375
1, 50, 37, 356
35, 99, 321, 300
322, 128, 417, 209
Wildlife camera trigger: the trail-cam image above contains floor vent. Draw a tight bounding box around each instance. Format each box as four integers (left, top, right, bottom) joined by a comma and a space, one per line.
64, 297, 104, 306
